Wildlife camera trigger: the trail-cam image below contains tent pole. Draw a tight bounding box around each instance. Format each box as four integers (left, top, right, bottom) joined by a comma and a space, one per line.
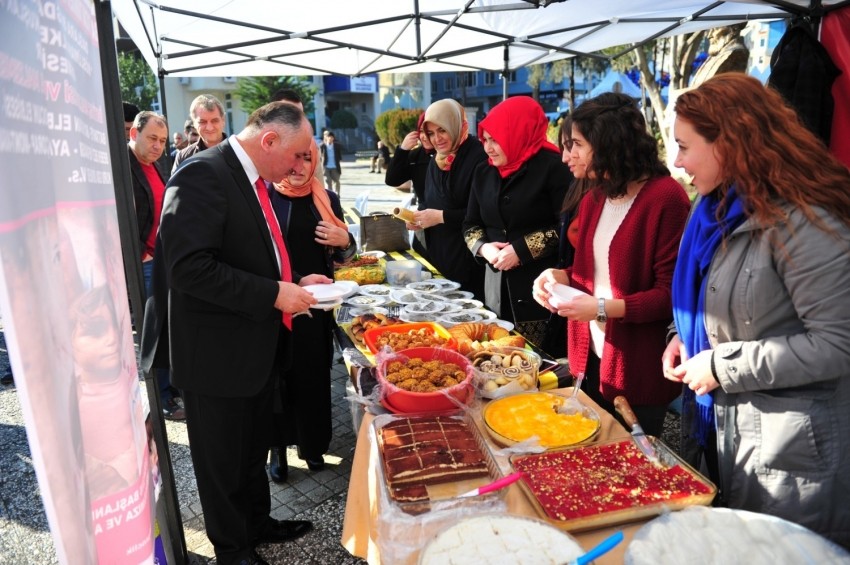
502, 44, 509, 100
96, 3, 187, 564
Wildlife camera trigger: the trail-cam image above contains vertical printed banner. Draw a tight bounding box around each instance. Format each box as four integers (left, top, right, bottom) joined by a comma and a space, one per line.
0, 1, 154, 563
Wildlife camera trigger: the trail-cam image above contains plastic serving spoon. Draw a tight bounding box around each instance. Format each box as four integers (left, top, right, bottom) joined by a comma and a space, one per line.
557, 372, 585, 415
457, 471, 524, 498
569, 530, 624, 565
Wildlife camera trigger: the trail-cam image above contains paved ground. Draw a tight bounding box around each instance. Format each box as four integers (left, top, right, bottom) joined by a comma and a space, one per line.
0, 158, 396, 565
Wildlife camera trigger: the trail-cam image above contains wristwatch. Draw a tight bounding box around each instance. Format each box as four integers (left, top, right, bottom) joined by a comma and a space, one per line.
596, 298, 608, 323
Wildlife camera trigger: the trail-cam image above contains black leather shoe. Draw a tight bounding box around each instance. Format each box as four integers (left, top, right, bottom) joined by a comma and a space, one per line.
305, 456, 325, 472
162, 397, 185, 420
268, 448, 287, 483
255, 519, 312, 544
296, 447, 325, 471
236, 551, 269, 565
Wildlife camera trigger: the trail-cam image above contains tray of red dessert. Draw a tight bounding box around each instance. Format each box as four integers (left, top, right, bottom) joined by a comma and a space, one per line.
510, 438, 716, 532
373, 412, 504, 515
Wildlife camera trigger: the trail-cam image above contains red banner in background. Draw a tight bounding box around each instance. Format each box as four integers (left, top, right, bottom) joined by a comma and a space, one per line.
0, 0, 154, 562
822, 7, 850, 169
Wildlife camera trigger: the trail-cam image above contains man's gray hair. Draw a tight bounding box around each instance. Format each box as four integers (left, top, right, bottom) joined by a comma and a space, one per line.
244, 101, 306, 134
133, 111, 167, 133
189, 94, 225, 119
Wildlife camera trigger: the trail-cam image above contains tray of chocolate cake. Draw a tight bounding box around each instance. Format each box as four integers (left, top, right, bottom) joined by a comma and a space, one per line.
373, 412, 504, 515
510, 438, 716, 532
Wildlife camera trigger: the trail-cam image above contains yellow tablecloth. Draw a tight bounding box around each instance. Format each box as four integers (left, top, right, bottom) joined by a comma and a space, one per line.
340, 389, 649, 564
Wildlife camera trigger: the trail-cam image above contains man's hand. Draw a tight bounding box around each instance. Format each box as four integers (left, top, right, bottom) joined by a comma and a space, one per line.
274, 281, 318, 313
299, 274, 333, 286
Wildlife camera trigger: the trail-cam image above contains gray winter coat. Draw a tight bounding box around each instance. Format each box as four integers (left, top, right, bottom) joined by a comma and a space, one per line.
705, 203, 850, 548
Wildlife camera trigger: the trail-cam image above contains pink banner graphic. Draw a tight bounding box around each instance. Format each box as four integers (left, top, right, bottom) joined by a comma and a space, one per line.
0, 0, 155, 562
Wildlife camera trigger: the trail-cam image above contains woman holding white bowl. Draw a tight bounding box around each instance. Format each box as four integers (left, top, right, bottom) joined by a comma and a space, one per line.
531, 92, 690, 436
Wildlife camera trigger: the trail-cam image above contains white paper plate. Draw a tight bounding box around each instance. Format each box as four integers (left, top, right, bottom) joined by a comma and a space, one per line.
358, 284, 394, 297
453, 298, 484, 310
345, 294, 389, 307
398, 311, 439, 323
547, 283, 590, 309
335, 280, 360, 299
439, 290, 475, 301
308, 299, 342, 311
302, 283, 351, 302
403, 301, 446, 314
360, 250, 386, 260
438, 309, 496, 326
389, 288, 425, 305
348, 306, 389, 317
406, 279, 462, 293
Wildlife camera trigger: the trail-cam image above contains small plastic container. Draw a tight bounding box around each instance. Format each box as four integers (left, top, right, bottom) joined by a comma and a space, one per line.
385, 260, 422, 286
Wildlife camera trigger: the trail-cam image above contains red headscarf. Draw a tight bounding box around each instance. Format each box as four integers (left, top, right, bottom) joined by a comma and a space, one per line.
478, 96, 559, 178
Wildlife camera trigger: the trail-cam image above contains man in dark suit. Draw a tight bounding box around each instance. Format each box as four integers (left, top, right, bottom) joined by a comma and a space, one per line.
128, 111, 185, 420
319, 131, 343, 195
141, 102, 329, 565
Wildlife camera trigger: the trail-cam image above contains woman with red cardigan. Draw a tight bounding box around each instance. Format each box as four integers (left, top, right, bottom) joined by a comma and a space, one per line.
532, 92, 690, 436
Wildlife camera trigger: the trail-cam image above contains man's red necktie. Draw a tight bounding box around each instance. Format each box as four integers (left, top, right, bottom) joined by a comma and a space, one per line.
254, 178, 293, 330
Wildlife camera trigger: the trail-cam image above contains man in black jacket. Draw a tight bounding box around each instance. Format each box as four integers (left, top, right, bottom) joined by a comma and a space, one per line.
128, 111, 186, 420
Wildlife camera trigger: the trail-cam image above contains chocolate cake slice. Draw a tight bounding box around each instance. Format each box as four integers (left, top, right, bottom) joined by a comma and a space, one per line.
378, 416, 490, 499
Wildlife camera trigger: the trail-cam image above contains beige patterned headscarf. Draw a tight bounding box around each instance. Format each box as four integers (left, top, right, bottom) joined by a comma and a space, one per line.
423, 99, 469, 171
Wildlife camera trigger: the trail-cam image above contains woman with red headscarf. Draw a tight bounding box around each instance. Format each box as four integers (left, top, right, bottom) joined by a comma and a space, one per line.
463, 96, 571, 347
267, 141, 356, 481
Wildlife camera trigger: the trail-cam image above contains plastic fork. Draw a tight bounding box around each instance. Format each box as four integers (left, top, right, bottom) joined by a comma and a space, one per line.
557, 372, 585, 415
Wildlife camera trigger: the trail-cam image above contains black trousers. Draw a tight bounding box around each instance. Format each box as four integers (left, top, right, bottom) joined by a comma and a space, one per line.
182, 331, 288, 564
582, 349, 668, 438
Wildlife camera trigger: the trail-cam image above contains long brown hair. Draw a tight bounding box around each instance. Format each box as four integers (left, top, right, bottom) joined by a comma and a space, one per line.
675, 73, 850, 230
571, 92, 669, 199
558, 115, 591, 214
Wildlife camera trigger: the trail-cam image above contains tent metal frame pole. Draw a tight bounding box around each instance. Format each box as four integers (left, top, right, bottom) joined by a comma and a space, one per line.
502, 44, 509, 100
97, 3, 187, 564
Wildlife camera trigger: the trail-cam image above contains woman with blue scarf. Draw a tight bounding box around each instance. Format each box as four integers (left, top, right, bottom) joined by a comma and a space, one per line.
663, 73, 850, 549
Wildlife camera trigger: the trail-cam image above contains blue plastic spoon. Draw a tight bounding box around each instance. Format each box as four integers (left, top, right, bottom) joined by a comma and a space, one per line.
571, 530, 624, 565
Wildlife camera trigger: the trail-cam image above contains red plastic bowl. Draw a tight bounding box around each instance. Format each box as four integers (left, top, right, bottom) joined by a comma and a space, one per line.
376, 347, 474, 413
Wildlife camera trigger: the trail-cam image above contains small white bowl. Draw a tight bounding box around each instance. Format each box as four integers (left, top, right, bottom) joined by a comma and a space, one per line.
547, 283, 590, 309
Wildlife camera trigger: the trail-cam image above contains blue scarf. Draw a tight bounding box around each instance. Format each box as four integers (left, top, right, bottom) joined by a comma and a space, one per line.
672, 186, 747, 447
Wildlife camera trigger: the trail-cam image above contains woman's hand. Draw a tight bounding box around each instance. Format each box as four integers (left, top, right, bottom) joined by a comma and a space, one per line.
400, 131, 420, 151
315, 220, 350, 248
661, 335, 688, 381
667, 349, 720, 396
480, 242, 506, 264
553, 293, 597, 321
413, 209, 443, 229
491, 243, 519, 271
532, 268, 569, 310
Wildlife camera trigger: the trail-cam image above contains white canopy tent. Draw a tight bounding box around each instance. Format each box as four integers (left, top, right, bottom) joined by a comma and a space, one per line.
113, 0, 848, 78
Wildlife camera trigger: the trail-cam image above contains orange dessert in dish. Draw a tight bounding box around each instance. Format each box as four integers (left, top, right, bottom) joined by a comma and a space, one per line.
483, 392, 599, 448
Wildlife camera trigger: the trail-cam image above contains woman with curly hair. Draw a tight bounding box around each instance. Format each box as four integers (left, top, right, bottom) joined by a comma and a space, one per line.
532, 92, 691, 436
662, 73, 850, 547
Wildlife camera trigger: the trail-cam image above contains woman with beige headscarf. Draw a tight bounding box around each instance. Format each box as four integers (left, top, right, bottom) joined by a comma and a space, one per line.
266, 141, 356, 481
413, 99, 487, 299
